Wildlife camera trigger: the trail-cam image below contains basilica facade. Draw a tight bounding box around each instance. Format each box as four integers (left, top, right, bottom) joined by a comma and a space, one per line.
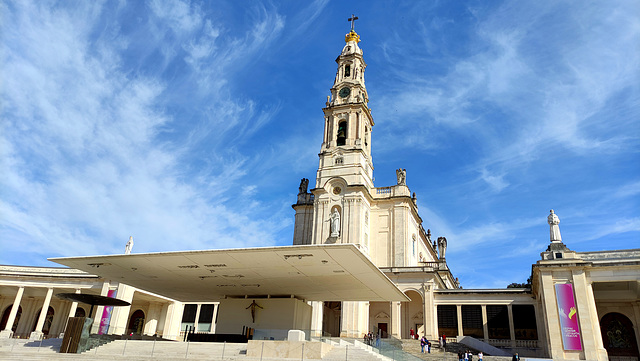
0, 28, 638, 361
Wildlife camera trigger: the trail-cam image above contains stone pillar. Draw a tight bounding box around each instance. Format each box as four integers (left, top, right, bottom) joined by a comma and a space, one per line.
211, 303, 219, 333
390, 301, 401, 338
481, 305, 489, 341
573, 270, 608, 361
539, 272, 563, 360
108, 283, 134, 335
143, 302, 162, 336
309, 301, 323, 337
193, 304, 201, 332
92, 281, 111, 332
67, 289, 81, 320
340, 301, 369, 338
161, 302, 184, 340
422, 284, 436, 339
0, 286, 24, 338
507, 304, 515, 347
456, 305, 463, 338
30, 288, 54, 340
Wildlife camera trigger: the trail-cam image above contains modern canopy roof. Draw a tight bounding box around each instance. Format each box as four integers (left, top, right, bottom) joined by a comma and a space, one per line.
49, 244, 410, 303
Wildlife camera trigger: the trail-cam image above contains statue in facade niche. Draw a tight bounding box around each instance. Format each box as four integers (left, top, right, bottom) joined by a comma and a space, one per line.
547, 209, 562, 243
298, 178, 309, 194
124, 236, 133, 255
330, 208, 341, 237
396, 168, 406, 185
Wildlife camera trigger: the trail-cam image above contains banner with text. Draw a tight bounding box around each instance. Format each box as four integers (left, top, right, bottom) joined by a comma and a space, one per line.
98, 289, 117, 335
555, 283, 582, 350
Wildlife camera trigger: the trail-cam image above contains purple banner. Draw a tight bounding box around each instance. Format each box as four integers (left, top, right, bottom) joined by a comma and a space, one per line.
555, 283, 582, 350
98, 289, 117, 335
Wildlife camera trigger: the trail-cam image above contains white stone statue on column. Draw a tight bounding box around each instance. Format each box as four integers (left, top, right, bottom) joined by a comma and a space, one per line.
547, 210, 562, 243
125, 236, 134, 254
330, 209, 341, 237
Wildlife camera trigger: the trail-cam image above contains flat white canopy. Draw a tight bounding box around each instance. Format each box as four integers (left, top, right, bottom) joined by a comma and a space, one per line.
49, 244, 409, 302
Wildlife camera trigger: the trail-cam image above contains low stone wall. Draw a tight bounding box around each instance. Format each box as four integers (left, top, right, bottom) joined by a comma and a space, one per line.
246, 340, 332, 359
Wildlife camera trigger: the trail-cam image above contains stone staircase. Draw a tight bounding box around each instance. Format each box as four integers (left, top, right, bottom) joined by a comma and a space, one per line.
0, 337, 515, 361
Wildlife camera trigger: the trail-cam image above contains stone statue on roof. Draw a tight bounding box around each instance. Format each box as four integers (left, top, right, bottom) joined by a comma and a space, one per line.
396, 168, 406, 185
125, 236, 133, 255
548, 209, 562, 243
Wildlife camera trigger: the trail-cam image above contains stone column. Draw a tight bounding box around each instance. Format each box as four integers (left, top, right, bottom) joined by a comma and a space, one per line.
573, 270, 608, 361
340, 301, 369, 338
66, 289, 81, 319
481, 305, 489, 341
507, 304, 516, 347
143, 303, 162, 336
211, 303, 219, 333
539, 272, 563, 360
92, 281, 111, 332
309, 301, 323, 337
422, 284, 436, 339
0, 286, 24, 338
30, 287, 54, 340
193, 304, 201, 332
390, 301, 401, 338
456, 305, 463, 338
61, 289, 81, 338
162, 302, 184, 340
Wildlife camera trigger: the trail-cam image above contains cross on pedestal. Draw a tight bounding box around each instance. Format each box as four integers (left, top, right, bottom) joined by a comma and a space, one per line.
348, 14, 359, 31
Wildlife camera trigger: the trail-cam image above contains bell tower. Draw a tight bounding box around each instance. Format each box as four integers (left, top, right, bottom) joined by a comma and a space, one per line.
316, 22, 374, 190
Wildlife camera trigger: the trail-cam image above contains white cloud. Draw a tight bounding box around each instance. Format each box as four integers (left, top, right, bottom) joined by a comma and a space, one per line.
0, 0, 291, 264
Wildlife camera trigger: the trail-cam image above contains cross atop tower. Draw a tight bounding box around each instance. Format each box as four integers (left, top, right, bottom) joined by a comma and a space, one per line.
348, 14, 359, 31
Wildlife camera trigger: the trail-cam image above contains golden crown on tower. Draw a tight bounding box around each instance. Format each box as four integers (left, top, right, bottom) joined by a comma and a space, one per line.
345, 30, 360, 43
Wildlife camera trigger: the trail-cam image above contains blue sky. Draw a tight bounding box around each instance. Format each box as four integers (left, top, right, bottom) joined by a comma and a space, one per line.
1, 0, 638, 288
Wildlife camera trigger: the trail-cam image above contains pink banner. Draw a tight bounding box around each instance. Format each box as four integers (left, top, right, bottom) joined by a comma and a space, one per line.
98, 289, 117, 335
555, 283, 582, 350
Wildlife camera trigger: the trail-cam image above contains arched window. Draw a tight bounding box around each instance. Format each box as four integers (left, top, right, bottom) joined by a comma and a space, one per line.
364, 127, 369, 147
337, 121, 347, 146
74, 308, 86, 317
0, 305, 22, 332
344, 64, 351, 77
31, 306, 55, 335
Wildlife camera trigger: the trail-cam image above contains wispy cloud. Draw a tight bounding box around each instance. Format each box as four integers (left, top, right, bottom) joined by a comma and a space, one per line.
0, 0, 290, 264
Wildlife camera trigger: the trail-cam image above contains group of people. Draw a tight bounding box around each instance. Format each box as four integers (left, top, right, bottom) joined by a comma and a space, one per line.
408, 328, 432, 353
458, 350, 484, 361
363, 331, 380, 348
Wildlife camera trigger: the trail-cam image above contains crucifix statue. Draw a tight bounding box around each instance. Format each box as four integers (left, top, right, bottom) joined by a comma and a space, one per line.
246, 300, 263, 323
348, 14, 359, 31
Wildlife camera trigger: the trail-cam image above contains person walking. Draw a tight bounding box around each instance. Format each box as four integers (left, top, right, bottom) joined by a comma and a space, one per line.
512, 352, 521, 361
410, 328, 415, 339
442, 334, 447, 348
427, 338, 431, 353
478, 351, 483, 361
420, 336, 426, 353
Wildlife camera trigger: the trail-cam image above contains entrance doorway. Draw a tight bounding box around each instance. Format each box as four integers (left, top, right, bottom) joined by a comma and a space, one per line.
600, 312, 639, 361
378, 323, 388, 338
323, 302, 341, 337
127, 309, 145, 335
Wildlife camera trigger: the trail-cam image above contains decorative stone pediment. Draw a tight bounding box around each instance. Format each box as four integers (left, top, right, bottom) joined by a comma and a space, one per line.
412, 312, 423, 320
374, 311, 390, 319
